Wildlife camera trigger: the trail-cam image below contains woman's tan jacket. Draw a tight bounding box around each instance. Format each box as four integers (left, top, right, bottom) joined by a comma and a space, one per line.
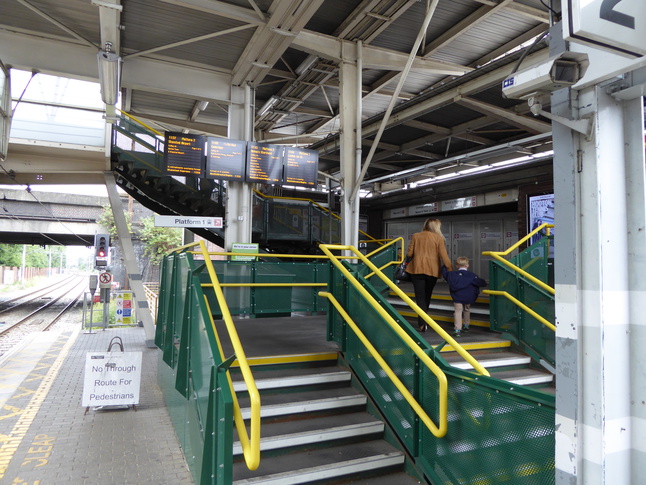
406, 231, 453, 277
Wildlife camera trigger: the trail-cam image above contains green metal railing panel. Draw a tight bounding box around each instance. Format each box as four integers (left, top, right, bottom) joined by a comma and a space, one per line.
489, 236, 555, 366
201, 261, 329, 316
510, 236, 554, 286
326, 257, 556, 485
156, 250, 235, 485
420, 371, 555, 484
344, 286, 419, 451
253, 193, 341, 245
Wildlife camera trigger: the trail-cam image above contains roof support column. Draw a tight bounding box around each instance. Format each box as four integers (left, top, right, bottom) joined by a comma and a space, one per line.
338, 41, 361, 248
224, 84, 254, 249
553, 75, 646, 483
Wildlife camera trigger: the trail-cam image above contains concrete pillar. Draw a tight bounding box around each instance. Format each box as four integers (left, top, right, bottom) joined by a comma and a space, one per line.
224, 84, 254, 250
104, 171, 156, 347
338, 41, 361, 248
553, 77, 646, 483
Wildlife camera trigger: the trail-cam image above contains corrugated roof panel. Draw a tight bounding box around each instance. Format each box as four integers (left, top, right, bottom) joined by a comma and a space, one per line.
1, 0, 100, 44
304, 0, 364, 35
122, 0, 252, 70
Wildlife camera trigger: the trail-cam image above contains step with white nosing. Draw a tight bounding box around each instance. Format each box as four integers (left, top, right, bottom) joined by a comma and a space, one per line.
507, 373, 554, 386
451, 355, 531, 370
232, 452, 404, 485
233, 420, 384, 455
241, 394, 367, 420
233, 371, 351, 392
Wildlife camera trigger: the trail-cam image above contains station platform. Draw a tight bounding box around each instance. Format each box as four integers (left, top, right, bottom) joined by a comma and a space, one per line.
0, 326, 194, 485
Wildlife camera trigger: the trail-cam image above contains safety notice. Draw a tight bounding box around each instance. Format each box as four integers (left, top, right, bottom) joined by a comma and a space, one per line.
82, 352, 142, 407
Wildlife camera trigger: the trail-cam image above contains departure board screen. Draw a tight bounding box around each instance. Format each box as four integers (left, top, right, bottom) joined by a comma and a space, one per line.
246, 142, 283, 183
206, 138, 246, 180
164, 132, 205, 176
284, 147, 318, 187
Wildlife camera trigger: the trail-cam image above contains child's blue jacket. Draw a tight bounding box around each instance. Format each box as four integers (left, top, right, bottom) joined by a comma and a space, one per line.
441, 266, 487, 304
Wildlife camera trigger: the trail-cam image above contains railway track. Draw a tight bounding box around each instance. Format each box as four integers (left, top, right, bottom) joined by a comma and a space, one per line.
0, 275, 87, 357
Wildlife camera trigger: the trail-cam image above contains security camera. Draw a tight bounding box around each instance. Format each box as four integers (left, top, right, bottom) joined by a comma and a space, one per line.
502, 52, 589, 100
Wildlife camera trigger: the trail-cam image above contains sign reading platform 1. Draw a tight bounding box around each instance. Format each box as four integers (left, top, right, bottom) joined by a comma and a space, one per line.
563, 0, 645, 56
154, 215, 223, 228
82, 352, 142, 407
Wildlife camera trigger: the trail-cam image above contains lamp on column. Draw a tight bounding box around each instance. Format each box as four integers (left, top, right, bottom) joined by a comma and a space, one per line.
97, 42, 122, 105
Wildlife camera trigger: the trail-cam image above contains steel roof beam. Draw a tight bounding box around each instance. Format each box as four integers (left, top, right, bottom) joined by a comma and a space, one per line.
453, 95, 551, 134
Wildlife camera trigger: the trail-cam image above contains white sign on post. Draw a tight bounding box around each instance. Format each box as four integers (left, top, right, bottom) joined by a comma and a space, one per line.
563, 0, 645, 56
82, 352, 142, 407
154, 215, 223, 228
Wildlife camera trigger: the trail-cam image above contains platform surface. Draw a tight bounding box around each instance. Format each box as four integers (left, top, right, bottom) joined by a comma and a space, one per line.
0, 326, 194, 485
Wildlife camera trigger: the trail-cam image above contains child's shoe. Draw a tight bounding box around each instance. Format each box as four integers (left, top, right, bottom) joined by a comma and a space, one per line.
462, 325, 470, 333
453, 329, 461, 337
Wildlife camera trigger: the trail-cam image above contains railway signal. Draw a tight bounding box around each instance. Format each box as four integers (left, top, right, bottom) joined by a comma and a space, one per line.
94, 233, 110, 267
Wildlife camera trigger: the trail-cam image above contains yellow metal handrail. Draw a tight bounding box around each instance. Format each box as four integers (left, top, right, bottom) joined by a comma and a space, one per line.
171, 240, 261, 470
483, 290, 556, 332
320, 291, 448, 437
318, 244, 491, 437
117, 108, 164, 137
482, 223, 555, 295
362, 237, 405, 279
318, 244, 489, 376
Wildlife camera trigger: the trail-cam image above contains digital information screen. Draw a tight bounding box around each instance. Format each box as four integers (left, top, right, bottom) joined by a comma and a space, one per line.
246, 142, 283, 183
284, 147, 318, 187
206, 138, 246, 180
164, 132, 205, 176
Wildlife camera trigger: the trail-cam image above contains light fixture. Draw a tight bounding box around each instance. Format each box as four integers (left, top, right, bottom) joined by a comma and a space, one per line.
97, 46, 122, 105
197, 100, 209, 111
257, 96, 279, 117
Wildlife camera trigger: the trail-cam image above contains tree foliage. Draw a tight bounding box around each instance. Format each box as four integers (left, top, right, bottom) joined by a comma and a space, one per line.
97, 205, 132, 236
139, 217, 182, 264
0, 244, 22, 267
0, 244, 66, 268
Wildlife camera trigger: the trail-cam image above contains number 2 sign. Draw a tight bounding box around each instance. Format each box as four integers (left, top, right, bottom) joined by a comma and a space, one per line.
563, 0, 645, 57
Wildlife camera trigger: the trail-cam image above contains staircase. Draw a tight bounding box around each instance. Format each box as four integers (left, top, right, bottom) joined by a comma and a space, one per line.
387, 284, 555, 393
230, 358, 424, 484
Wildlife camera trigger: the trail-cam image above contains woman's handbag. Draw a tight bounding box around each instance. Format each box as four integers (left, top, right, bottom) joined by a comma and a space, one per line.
394, 261, 411, 282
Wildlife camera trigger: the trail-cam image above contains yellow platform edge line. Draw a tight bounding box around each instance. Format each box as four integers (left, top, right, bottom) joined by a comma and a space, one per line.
231, 352, 339, 367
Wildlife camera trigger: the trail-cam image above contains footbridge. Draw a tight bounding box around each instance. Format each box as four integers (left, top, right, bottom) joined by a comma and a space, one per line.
0, 187, 106, 246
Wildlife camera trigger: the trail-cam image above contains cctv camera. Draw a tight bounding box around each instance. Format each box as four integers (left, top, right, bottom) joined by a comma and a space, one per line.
502, 52, 589, 100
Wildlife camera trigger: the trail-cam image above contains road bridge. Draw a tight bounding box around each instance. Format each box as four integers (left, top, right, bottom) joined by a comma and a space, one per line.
0, 187, 106, 246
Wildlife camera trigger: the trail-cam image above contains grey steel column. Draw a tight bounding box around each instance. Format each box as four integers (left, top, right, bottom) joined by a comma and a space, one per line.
553, 71, 646, 485
224, 84, 253, 249
338, 41, 360, 248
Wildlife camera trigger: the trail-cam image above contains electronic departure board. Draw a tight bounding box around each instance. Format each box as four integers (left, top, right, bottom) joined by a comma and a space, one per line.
206, 138, 246, 180
284, 147, 318, 187
246, 142, 283, 183
164, 132, 205, 176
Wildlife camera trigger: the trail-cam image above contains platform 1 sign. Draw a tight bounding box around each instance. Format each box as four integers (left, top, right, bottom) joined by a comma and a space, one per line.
82, 352, 142, 407
154, 215, 223, 228
563, 0, 645, 57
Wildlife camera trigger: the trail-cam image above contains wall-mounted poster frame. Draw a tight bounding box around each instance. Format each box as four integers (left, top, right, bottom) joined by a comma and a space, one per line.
528, 193, 555, 245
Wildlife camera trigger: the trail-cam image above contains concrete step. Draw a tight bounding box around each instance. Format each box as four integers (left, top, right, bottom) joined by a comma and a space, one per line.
233, 412, 384, 455
444, 351, 531, 370
233, 370, 351, 392
240, 390, 367, 420
233, 440, 405, 484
